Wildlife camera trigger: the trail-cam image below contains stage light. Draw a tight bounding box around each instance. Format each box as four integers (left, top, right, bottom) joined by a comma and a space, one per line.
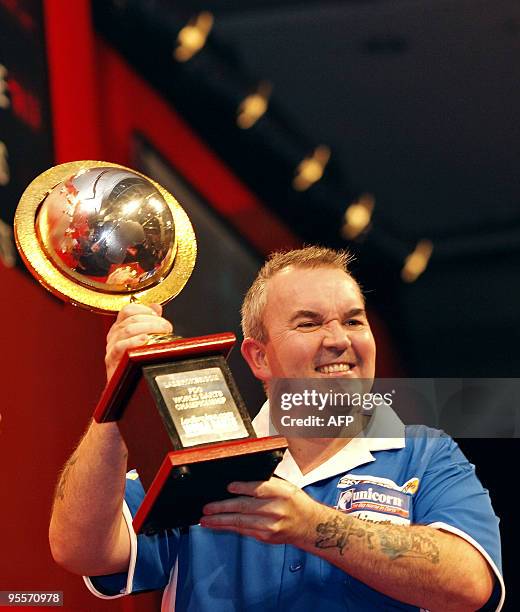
0, 219, 15, 268
0, 141, 10, 186
341, 193, 374, 240
401, 239, 433, 283
236, 82, 272, 129
292, 145, 330, 191
174, 12, 214, 62
0, 64, 10, 109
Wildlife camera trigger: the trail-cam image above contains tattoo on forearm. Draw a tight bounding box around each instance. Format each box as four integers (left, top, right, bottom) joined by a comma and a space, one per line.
55, 453, 79, 501
315, 515, 439, 564
315, 515, 374, 555
379, 530, 440, 564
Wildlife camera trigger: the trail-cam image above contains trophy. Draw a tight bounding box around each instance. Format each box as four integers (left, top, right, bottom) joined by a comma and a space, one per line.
15, 161, 287, 534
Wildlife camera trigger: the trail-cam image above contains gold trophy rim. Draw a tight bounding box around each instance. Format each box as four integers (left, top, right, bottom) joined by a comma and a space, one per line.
14, 160, 197, 314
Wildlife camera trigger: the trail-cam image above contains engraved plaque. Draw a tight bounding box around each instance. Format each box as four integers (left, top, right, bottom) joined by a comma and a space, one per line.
155, 367, 249, 447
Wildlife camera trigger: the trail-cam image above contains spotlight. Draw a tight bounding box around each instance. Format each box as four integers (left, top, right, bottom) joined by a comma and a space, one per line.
341, 193, 374, 240
401, 239, 433, 283
0, 141, 10, 186
236, 82, 272, 129
174, 12, 214, 62
0, 219, 15, 268
0, 64, 10, 109
292, 145, 330, 191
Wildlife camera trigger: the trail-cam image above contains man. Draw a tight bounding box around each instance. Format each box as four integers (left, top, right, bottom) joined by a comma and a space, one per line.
49, 247, 504, 611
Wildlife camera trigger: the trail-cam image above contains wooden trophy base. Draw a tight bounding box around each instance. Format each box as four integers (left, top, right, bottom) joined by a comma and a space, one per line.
133, 436, 286, 534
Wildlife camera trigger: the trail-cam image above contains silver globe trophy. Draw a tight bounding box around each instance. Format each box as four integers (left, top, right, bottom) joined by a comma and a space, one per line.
15, 161, 286, 534
15, 161, 195, 311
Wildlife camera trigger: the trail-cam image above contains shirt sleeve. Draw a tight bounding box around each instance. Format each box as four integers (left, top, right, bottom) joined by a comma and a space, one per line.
413, 433, 505, 611
84, 473, 179, 598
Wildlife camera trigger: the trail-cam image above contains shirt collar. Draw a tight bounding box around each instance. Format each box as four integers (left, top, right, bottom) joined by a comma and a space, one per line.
252, 399, 405, 487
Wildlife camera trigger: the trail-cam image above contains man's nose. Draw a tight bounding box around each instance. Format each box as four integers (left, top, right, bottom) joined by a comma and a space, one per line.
322, 320, 352, 350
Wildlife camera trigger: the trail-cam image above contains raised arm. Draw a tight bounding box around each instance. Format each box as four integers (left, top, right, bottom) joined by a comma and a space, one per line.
49, 303, 173, 576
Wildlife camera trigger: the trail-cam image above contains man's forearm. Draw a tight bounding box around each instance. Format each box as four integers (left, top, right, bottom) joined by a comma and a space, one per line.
301, 506, 494, 612
200, 474, 497, 610
49, 420, 130, 576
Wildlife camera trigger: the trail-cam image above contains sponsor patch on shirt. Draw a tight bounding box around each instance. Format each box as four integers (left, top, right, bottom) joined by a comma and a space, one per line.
335, 475, 419, 525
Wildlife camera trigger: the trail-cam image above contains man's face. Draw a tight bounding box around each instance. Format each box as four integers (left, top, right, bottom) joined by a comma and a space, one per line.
247, 266, 376, 385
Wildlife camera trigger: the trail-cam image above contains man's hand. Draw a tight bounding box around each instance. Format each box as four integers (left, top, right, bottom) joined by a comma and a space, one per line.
200, 477, 324, 545
105, 303, 173, 381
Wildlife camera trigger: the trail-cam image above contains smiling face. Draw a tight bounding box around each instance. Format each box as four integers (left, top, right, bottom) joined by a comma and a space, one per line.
241, 265, 376, 387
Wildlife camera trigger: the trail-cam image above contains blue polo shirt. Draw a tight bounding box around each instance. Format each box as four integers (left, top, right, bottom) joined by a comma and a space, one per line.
85, 411, 504, 611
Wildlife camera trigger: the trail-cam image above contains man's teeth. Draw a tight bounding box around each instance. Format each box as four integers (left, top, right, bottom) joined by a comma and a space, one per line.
316, 363, 351, 373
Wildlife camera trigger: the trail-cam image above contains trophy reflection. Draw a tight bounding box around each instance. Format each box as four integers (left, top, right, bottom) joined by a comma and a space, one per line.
15, 161, 286, 534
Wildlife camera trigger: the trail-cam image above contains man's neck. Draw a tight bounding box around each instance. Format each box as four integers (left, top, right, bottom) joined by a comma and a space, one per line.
286, 437, 351, 475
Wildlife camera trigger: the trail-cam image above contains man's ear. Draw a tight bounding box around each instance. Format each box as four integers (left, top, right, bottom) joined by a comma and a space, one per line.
241, 337, 271, 381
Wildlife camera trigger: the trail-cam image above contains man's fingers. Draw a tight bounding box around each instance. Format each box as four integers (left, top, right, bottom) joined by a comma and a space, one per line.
226, 481, 265, 496
200, 512, 271, 531
111, 319, 172, 341
114, 303, 162, 323
199, 478, 315, 545
105, 304, 171, 382
200, 514, 285, 544
203, 496, 276, 516
227, 478, 292, 499
106, 336, 149, 367
107, 314, 172, 344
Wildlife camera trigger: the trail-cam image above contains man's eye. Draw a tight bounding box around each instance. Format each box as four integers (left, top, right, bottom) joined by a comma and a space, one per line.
297, 321, 319, 329
346, 319, 362, 327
